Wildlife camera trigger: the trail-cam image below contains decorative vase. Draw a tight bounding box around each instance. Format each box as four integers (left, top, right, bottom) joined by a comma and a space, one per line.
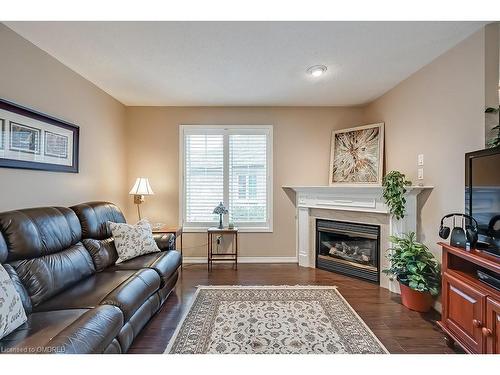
398, 282, 433, 313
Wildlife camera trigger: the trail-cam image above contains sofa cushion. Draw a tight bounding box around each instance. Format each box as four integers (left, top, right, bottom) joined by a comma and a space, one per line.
0, 309, 87, 353
109, 220, 160, 264
34, 269, 161, 323
0, 206, 92, 307
0, 264, 27, 339
82, 238, 118, 272
110, 250, 181, 283
70, 202, 126, 240
10, 243, 95, 307
0, 207, 82, 262
33, 270, 138, 312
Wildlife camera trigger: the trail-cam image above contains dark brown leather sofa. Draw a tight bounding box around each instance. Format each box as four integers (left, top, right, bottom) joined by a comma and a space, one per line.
0, 201, 181, 354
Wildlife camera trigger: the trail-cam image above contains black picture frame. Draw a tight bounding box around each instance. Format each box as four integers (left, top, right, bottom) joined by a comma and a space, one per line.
0, 118, 4, 150
0, 98, 79, 173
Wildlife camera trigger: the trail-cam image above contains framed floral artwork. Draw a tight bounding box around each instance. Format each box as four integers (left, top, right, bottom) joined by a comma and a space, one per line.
329, 122, 384, 186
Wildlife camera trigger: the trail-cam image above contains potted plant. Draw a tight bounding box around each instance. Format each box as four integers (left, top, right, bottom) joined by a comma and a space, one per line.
383, 232, 441, 312
382, 171, 412, 220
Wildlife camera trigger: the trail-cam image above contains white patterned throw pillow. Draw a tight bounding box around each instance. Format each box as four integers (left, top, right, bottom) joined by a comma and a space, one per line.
0, 264, 27, 339
108, 220, 160, 264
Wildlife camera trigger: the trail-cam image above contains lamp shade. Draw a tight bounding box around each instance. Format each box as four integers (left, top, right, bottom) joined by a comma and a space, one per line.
212, 202, 228, 215
129, 178, 154, 195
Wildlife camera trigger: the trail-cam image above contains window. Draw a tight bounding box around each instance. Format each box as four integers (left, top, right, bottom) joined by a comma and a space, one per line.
180, 125, 273, 232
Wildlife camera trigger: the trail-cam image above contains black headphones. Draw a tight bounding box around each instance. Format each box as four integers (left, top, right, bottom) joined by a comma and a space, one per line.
439, 213, 478, 249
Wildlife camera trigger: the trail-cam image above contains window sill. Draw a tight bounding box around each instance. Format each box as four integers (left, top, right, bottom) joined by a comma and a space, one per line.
183, 226, 273, 233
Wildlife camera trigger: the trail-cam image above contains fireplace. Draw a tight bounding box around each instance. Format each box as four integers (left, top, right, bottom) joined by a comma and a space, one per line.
316, 219, 380, 283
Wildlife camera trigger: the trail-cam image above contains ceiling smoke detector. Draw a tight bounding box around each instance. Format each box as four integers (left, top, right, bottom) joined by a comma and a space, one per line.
307, 65, 327, 77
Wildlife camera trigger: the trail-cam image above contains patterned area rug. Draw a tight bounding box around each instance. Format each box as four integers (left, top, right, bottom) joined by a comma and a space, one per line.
165, 286, 388, 354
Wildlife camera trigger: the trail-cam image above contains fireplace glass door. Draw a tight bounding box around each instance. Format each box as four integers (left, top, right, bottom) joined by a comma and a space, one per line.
316, 219, 380, 283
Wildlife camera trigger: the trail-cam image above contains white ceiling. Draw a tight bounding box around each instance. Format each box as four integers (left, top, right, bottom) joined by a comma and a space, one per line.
4, 21, 486, 106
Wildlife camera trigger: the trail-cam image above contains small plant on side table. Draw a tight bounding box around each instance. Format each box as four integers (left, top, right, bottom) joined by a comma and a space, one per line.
382, 171, 412, 220
383, 232, 441, 312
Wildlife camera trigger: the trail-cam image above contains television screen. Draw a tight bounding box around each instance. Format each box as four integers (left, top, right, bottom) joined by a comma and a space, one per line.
466, 148, 500, 256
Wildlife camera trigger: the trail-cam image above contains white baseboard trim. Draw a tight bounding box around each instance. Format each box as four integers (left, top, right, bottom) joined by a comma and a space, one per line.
183, 256, 298, 264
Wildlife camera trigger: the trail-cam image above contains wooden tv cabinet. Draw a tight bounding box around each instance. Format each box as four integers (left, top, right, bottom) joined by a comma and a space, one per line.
437, 242, 500, 354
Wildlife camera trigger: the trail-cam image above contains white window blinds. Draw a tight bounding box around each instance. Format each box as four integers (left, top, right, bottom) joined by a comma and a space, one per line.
181, 126, 272, 231
184, 133, 224, 223
229, 134, 268, 224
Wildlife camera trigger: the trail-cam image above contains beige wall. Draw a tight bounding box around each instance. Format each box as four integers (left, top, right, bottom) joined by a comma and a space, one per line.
124, 107, 365, 258
0, 24, 127, 211
124, 28, 489, 260
0, 22, 491, 265
363, 28, 486, 258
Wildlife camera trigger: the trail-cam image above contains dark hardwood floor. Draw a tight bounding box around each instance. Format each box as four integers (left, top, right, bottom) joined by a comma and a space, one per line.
128, 264, 460, 354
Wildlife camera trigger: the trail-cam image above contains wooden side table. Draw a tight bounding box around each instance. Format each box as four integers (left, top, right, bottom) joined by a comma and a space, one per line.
152, 225, 183, 268
207, 227, 238, 271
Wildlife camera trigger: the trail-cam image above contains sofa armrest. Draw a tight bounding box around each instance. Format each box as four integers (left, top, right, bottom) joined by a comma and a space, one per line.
47, 305, 123, 354
150, 250, 182, 282
100, 269, 160, 321
153, 233, 175, 251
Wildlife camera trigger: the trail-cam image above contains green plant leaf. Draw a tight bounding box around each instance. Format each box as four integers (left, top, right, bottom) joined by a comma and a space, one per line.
409, 280, 419, 289
417, 261, 427, 271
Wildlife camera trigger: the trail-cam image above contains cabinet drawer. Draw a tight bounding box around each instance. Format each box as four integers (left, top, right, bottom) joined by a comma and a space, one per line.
442, 272, 486, 353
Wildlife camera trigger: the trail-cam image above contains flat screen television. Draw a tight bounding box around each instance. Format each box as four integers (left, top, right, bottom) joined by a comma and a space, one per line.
465, 147, 500, 256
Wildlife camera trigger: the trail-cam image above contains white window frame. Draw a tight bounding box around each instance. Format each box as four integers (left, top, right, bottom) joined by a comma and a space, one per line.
179, 124, 273, 233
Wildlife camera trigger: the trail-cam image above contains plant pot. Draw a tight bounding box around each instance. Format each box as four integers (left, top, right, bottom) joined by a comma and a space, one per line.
399, 282, 433, 312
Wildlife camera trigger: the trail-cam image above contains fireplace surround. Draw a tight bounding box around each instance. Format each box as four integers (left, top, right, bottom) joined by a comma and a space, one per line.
283, 185, 431, 293
316, 219, 380, 283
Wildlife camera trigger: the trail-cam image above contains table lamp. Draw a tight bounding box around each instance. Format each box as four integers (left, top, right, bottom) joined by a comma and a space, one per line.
212, 202, 228, 229
129, 177, 154, 220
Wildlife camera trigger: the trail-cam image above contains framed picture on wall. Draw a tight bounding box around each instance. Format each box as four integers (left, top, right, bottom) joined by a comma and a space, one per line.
329, 122, 384, 186
0, 98, 79, 173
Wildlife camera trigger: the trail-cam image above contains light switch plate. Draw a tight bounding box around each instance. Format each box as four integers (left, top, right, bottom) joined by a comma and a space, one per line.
417, 168, 424, 180
417, 154, 424, 166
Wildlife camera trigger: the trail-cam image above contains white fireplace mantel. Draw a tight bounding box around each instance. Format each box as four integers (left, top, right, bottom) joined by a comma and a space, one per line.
283, 185, 433, 292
